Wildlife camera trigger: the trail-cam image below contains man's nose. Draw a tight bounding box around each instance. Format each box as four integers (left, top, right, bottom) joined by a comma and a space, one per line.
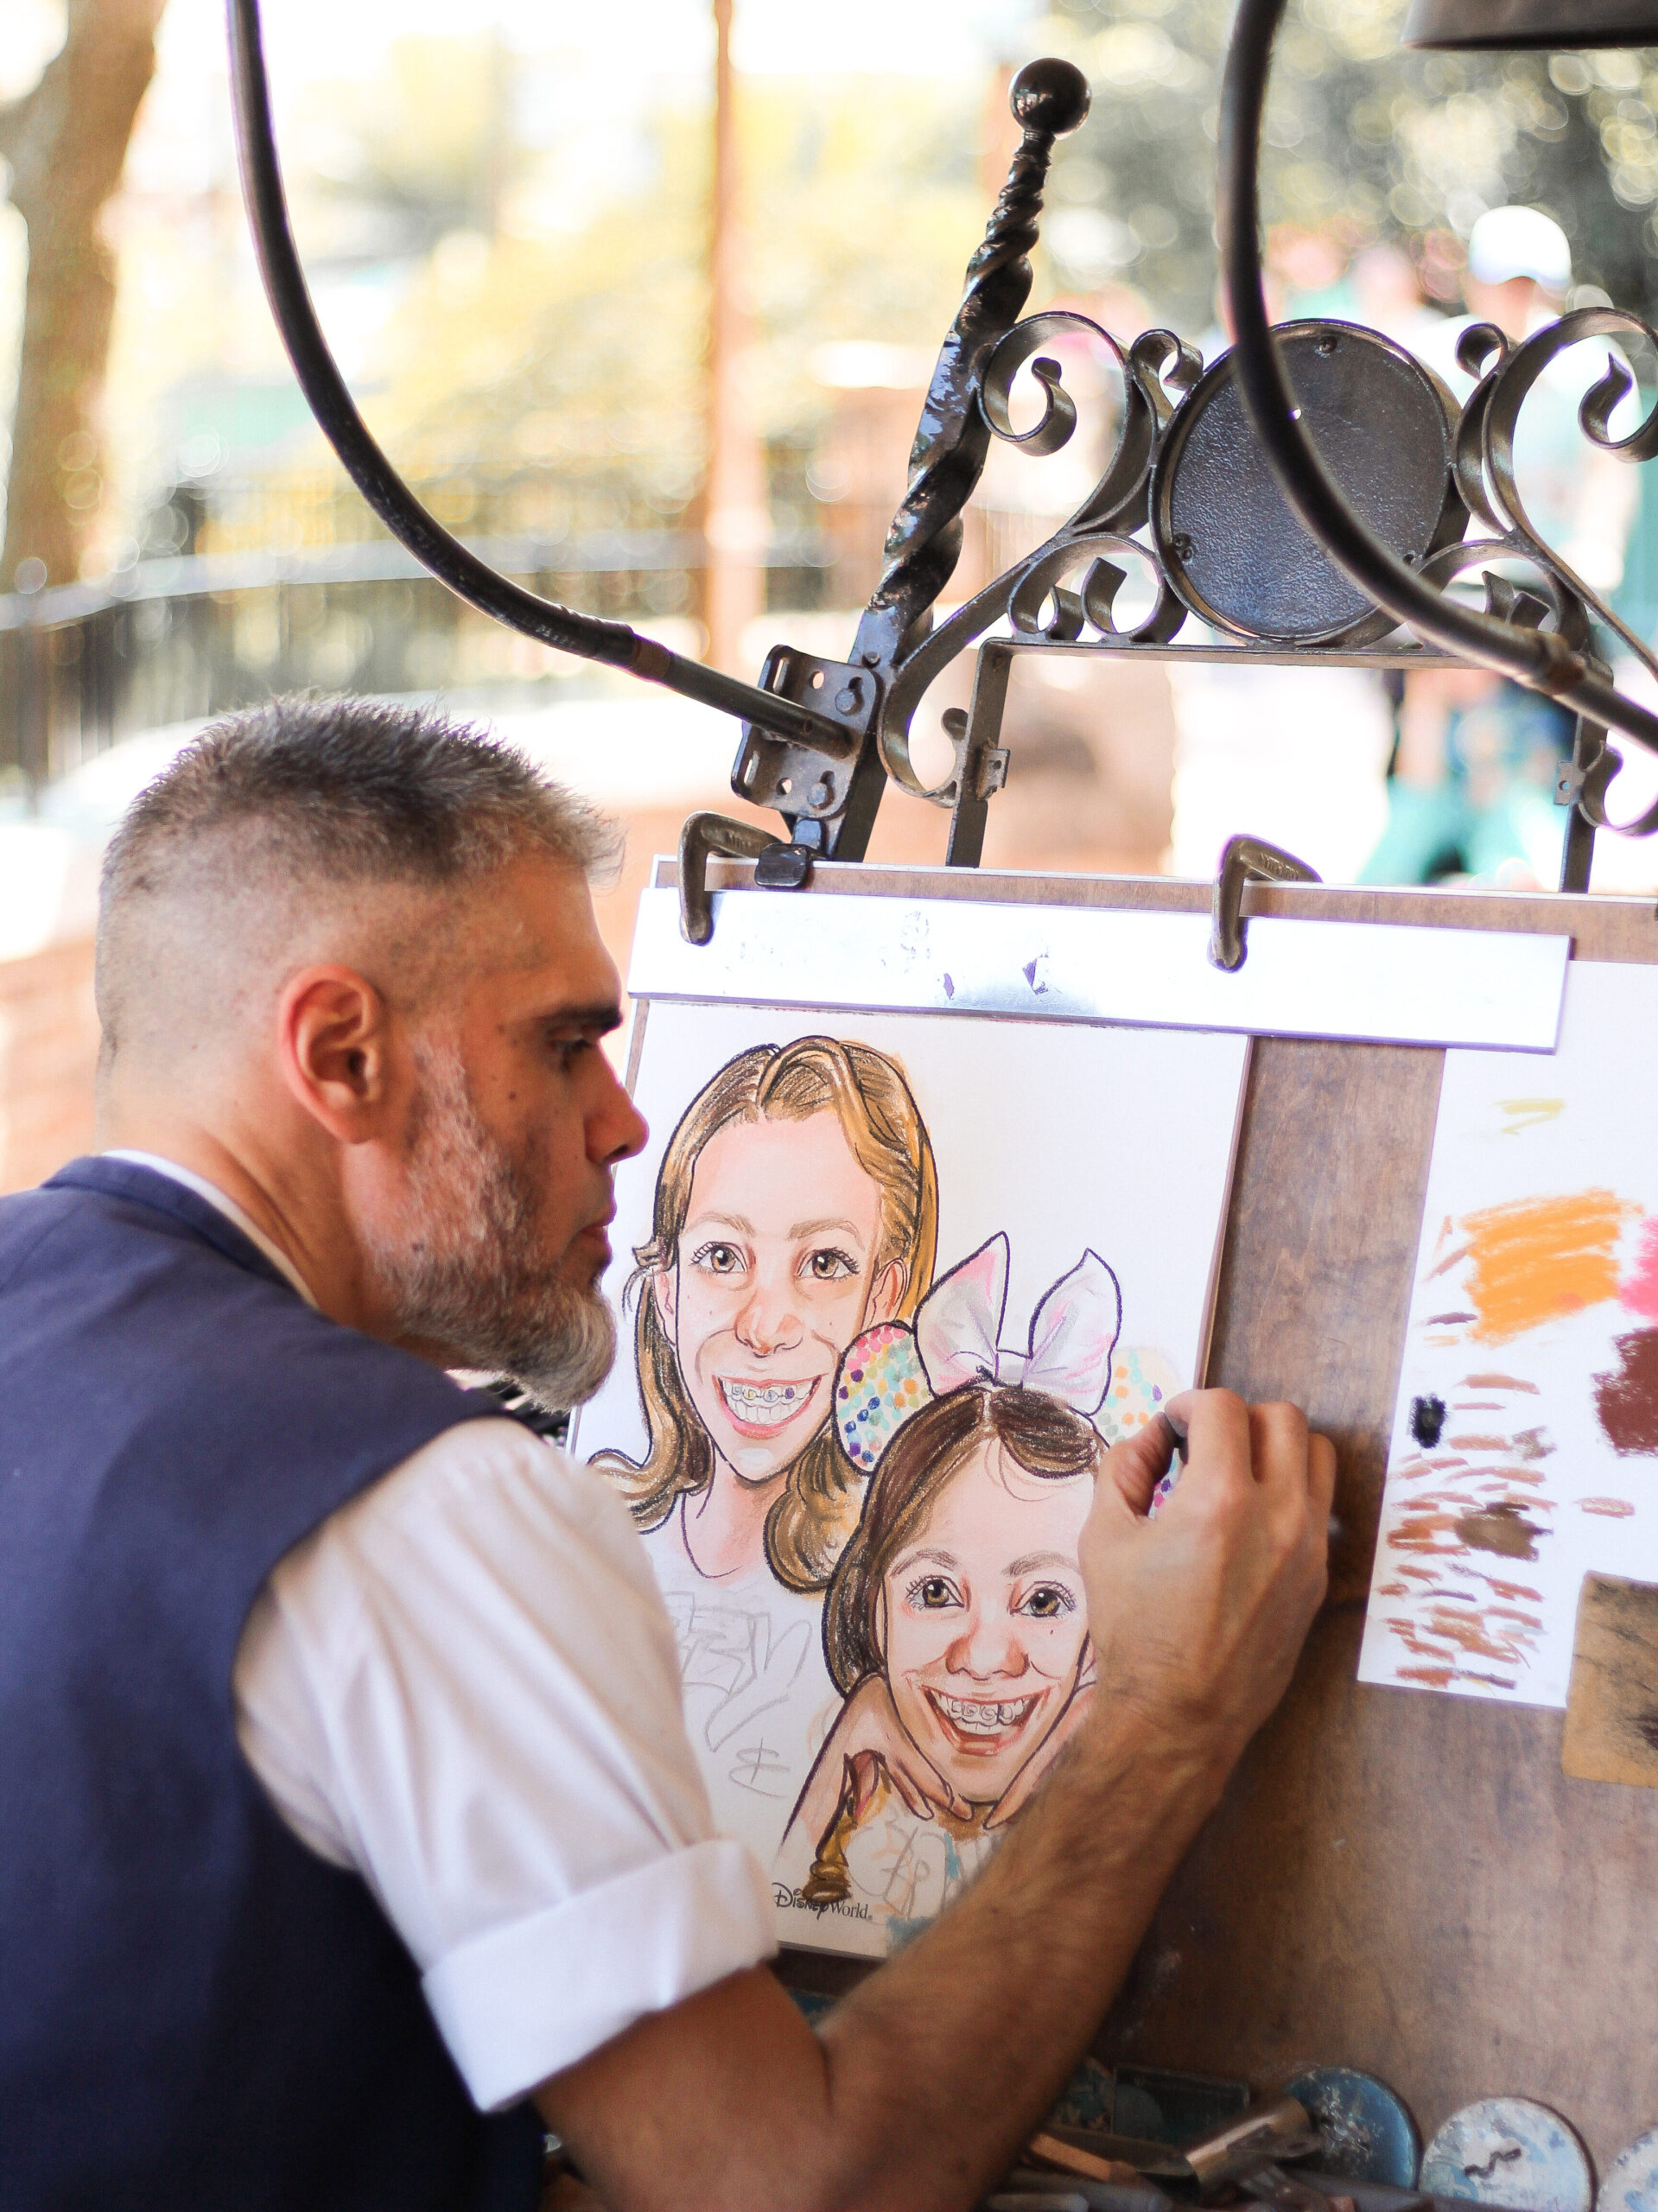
589, 1057, 647, 1166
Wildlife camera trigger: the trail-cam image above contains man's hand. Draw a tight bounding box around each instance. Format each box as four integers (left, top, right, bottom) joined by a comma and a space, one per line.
540, 1388, 1334, 2212
1082, 1389, 1333, 1774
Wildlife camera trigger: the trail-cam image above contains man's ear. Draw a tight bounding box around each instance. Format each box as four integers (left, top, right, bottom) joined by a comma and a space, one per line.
651, 1265, 678, 1341
277, 966, 394, 1143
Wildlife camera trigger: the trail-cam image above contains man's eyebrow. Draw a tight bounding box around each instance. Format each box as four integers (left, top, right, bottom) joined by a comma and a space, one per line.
687, 1211, 757, 1236
1005, 1550, 1079, 1578
541, 1001, 625, 1035
789, 1216, 865, 1243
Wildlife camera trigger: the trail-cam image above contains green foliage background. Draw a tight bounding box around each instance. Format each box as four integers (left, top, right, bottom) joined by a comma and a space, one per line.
1045, 0, 1658, 331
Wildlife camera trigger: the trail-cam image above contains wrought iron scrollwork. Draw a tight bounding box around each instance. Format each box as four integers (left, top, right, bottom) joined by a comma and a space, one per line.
229, 0, 1658, 897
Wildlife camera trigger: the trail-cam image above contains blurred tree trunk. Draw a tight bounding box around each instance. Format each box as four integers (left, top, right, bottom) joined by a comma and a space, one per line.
0, 0, 168, 589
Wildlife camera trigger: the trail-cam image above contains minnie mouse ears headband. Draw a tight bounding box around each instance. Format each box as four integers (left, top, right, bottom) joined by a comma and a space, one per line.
834, 1233, 1122, 1473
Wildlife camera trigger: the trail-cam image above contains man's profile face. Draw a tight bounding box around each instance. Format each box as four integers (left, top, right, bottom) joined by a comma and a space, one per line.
359, 854, 647, 1407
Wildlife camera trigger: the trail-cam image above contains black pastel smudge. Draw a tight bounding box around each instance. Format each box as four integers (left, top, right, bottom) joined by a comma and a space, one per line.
1411, 1394, 1447, 1449
1595, 1328, 1658, 1457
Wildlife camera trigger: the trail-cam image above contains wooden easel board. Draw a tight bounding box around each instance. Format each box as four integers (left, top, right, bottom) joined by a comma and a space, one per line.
662, 857, 1658, 2165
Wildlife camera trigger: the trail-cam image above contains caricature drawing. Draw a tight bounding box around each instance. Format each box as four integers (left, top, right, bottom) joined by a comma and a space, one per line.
588, 1037, 939, 1850
592, 1036, 938, 1589
772, 1235, 1126, 1949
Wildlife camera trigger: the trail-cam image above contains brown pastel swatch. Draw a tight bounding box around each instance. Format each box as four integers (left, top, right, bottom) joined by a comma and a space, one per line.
1595, 1326, 1658, 1456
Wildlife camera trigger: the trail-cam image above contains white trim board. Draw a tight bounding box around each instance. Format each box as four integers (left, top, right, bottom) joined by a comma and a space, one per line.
627, 887, 1569, 1052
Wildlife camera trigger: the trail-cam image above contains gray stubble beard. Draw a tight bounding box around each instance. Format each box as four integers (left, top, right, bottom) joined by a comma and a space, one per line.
365, 1041, 617, 1413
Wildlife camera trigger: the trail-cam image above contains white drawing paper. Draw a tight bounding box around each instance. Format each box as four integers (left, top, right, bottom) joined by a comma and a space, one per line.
574, 995, 1248, 1956
1361, 959, 1658, 1708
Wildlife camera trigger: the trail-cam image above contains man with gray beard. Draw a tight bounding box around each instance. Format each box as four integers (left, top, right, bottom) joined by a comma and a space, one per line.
0, 697, 1334, 2212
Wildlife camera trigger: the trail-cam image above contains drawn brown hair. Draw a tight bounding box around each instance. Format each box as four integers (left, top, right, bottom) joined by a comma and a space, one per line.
594, 1038, 938, 1592
822, 1384, 1102, 1694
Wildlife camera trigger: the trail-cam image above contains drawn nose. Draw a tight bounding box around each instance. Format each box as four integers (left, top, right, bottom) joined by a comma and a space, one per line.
734, 1274, 802, 1355
947, 1610, 1029, 1682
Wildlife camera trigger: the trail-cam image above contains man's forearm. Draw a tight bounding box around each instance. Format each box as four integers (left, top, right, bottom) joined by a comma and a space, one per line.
813, 1707, 1231, 2212
541, 1396, 1332, 2212
542, 1707, 1229, 2212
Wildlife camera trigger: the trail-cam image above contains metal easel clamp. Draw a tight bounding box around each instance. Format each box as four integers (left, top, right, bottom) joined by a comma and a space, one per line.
677, 812, 813, 946
1208, 835, 1323, 972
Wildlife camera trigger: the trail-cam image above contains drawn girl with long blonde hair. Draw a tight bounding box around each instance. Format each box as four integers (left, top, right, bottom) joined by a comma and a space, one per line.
593, 1037, 938, 1592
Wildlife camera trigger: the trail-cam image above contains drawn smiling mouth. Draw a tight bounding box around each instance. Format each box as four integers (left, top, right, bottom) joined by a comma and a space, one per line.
717, 1377, 819, 1431
928, 1690, 1040, 1738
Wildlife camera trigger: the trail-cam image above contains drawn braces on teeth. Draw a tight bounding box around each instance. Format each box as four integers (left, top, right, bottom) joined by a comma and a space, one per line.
930, 1692, 1039, 1735
718, 1378, 818, 1426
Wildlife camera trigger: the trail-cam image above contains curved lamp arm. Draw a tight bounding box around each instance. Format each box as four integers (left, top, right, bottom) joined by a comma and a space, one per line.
225, 0, 848, 755
1217, 0, 1658, 758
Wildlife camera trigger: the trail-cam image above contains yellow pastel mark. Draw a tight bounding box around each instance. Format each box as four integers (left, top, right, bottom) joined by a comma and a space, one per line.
1498, 1097, 1566, 1136
1462, 1188, 1636, 1345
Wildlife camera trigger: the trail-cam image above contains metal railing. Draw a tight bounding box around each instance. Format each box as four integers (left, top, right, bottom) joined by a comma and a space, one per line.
0, 529, 833, 802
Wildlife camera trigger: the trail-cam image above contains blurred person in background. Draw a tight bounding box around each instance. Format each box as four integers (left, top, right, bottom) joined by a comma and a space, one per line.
1362, 207, 1638, 887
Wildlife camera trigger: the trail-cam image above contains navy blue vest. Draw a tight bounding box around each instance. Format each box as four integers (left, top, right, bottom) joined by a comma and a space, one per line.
0, 1158, 544, 2210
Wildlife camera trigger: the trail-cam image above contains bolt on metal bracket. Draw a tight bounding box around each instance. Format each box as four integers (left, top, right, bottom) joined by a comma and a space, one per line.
677, 811, 812, 945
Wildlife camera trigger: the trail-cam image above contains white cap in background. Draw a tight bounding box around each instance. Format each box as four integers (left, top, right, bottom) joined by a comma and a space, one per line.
1466, 205, 1572, 292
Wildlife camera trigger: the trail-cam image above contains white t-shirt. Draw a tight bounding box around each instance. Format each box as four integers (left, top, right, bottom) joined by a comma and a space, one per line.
638, 1501, 844, 1866
104, 1153, 777, 2113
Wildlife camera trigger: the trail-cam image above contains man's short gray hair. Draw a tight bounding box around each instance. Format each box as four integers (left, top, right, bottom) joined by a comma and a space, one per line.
102, 694, 619, 906
96, 696, 621, 1065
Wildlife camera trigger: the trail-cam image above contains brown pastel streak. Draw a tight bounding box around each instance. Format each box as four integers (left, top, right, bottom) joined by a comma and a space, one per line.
1581, 1497, 1637, 1517
1427, 1243, 1471, 1281
1422, 1610, 1528, 1663
1464, 1372, 1540, 1393
1595, 1326, 1658, 1457
1448, 1433, 1512, 1451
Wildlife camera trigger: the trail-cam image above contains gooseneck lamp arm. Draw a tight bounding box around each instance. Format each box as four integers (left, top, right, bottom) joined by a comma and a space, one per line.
1217, 0, 1658, 760
225, 0, 848, 756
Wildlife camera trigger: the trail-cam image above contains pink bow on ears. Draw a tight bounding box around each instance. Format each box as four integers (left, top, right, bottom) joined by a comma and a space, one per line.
917, 1233, 1121, 1417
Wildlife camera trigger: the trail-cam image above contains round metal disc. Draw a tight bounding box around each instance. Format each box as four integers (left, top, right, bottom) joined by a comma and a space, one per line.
1599, 2123, 1658, 2212
1151, 320, 1460, 646
1283, 2067, 1420, 2188
1421, 2098, 1593, 2212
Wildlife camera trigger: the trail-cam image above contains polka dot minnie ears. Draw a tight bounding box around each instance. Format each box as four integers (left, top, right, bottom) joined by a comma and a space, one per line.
835, 1232, 1144, 1473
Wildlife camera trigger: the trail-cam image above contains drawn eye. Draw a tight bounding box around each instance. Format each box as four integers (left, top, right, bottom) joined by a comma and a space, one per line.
1019, 1584, 1075, 1619
907, 1573, 959, 1610
804, 1246, 858, 1281
691, 1243, 745, 1276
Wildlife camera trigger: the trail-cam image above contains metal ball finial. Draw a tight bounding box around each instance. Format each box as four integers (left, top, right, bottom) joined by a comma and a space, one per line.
1009, 58, 1091, 137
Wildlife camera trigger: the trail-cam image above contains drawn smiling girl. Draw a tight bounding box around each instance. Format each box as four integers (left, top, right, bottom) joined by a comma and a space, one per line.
588, 1038, 939, 1852
773, 1235, 1134, 1949
594, 1037, 937, 1591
